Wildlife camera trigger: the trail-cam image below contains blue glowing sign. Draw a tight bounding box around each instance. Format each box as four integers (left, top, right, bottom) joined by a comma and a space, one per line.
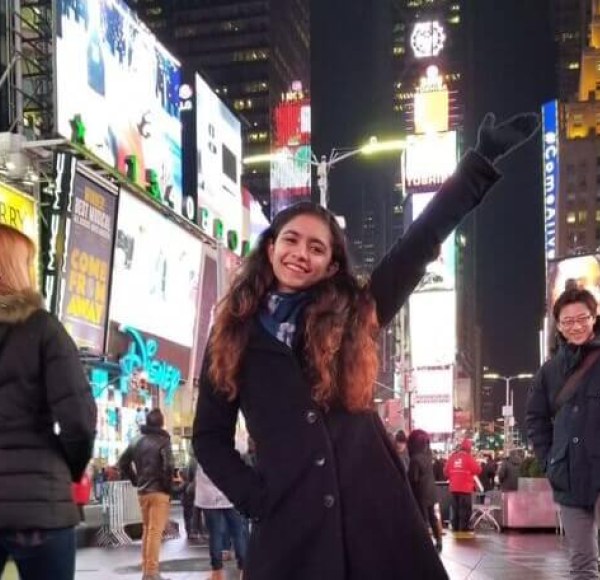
542, 100, 559, 262
118, 325, 182, 404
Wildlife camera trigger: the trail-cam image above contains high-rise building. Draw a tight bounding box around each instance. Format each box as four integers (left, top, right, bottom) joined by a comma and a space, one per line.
125, 0, 310, 214
546, 0, 600, 260
552, 0, 591, 101
392, 0, 465, 134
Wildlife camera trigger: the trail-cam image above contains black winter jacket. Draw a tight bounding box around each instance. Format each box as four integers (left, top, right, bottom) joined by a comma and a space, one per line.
526, 331, 600, 507
118, 425, 174, 495
193, 150, 500, 580
408, 450, 438, 508
0, 291, 97, 529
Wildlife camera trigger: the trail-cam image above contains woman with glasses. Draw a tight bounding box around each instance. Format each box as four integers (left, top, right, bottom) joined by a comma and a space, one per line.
527, 288, 600, 580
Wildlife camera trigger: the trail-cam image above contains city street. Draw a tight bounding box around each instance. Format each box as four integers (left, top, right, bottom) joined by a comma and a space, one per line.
67, 526, 570, 579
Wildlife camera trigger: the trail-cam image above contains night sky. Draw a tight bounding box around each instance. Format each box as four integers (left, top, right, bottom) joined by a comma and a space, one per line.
312, 0, 558, 425
465, 0, 556, 426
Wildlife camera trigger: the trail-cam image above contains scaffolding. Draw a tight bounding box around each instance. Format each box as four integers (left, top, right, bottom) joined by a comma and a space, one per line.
6, 0, 54, 138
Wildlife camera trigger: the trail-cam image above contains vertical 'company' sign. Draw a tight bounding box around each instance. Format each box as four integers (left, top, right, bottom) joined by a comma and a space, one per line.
542, 100, 559, 262
59, 170, 117, 353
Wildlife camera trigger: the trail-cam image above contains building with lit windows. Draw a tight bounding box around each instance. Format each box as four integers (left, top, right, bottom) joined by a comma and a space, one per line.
391, 0, 465, 133
544, 0, 600, 259
552, 0, 591, 101
125, 0, 310, 213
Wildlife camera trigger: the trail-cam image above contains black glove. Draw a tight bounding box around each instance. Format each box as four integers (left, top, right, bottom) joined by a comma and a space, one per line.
475, 112, 540, 165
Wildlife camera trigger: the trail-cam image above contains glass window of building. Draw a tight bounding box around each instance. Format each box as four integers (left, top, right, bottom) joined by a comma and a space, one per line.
579, 210, 588, 224
567, 211, 576, 224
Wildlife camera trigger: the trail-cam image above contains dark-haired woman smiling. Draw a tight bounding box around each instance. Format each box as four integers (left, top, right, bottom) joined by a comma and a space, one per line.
194, 112, 539, 579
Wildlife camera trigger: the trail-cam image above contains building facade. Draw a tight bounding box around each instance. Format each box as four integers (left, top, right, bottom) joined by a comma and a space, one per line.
125, 0, 310, 214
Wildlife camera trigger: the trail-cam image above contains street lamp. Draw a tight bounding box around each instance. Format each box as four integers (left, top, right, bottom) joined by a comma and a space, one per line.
243, 136, 406, 209
483, 372, 534, 452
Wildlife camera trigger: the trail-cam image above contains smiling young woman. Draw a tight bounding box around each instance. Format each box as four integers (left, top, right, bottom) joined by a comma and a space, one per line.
193, 113, 540, 580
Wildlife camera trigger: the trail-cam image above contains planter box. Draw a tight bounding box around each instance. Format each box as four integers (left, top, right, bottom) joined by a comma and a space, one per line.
501, 477, 557, 529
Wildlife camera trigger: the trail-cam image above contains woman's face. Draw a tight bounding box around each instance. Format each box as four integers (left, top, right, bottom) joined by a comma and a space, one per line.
268, 214, 338, 293
557, 301, 596, 345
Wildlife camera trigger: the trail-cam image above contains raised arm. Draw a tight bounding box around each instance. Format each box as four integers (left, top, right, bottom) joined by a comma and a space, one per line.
192, 353, 265, 519
370, 151, 500, 326
369, 112, 539, 327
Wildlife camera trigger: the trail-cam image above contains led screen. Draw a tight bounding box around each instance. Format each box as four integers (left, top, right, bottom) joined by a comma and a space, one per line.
56, 0, 183, 213
411, 367, 453, 434
109, 190, 202, 347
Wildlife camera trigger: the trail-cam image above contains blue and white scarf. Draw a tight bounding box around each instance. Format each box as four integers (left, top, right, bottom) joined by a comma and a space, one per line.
258, 290, 313, 348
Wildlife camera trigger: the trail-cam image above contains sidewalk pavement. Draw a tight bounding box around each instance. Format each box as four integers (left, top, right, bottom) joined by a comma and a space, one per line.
1, 527, 572, 579
73, 528, 571, 580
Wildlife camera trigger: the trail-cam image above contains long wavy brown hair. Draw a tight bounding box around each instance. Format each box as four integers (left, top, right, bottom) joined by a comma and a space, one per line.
208, 202, 380, 412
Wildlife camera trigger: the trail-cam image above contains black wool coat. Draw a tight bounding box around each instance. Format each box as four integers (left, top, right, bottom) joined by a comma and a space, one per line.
193, 151, 500, 580
0, 291, 97, 529
408, 450, 438, 510
526, 330, 600, 508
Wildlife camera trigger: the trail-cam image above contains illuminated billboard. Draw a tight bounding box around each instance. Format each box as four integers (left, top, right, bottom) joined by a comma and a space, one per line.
414, 66, 449, 134
411, 192, 455, 291
271, 99, 312, 217
0, 182, 37, 240
109, 190, 202, 348
55, 0, 183, 213
181, 74, 243, 251
411, 367, 453, 434
542, 100, 559, 262
410, 21, 447, 58
547, 254, 600, 313
409, 290, 456, 367
404, 131, 457, 193
59, 168, 117, 353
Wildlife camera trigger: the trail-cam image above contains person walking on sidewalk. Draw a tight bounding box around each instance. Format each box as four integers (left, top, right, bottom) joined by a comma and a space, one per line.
195, 463, 247, 580
193, 112, 539, 580
527, 288, 600, 580
0, 224, 97, 580
119, 409, 174, 580
445, 439, 481, 535
407, 430, 443, 553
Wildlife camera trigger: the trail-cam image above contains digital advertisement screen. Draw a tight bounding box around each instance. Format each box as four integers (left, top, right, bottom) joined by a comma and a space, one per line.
409, 290, 456, 367
542, 100, 559, 262
55, 0, 183, 213
404, 131, 457, 193
109, 190, 202, 348
411, 191, 455, 291
271, 100, 312, 217
59, 168, 117, 353
0, 183, 37, 240
195, 73, 243, 246
547, 254, 600, 313
411, 367, 454, 435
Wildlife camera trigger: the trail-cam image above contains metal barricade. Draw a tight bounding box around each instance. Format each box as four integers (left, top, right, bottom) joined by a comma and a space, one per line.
96, 481, 141, 547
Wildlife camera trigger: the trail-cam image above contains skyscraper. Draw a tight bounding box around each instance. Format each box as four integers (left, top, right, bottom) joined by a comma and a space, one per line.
552, 0, 591, 101
125, 0, 310, 213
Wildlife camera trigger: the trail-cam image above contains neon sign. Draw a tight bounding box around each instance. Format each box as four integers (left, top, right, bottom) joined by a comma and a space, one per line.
542, 101, 559, 262
118, 325, 182, 404
411, 21, 446, 58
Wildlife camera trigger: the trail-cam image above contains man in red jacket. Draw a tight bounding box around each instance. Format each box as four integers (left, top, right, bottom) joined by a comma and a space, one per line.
444, 439, 481, 534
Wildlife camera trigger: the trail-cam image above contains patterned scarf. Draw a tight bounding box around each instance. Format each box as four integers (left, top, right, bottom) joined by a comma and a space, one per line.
258, 290, 313, 348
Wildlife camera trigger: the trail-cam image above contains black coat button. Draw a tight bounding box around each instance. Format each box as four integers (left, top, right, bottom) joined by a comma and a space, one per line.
324, 494, 335, 508
306, 411, 317, 424
573, 436, 579, 444
315, 456, 326, 467
573, 405, 579, 413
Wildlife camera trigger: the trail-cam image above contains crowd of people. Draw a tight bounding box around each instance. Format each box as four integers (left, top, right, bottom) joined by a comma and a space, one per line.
0, 111, 551, 580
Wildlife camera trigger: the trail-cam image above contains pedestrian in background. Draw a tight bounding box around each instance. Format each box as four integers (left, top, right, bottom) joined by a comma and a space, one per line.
195, 464, 247, 580
433, 451, 447, 482
497, 449, 522, 492
445, 439, 481, 535
193, 112, 539, 579
119, 409, 174, 580
395, 429, 410, 471
479, 454, 497, 492
527, 288, 600, 580
0, 224, 97, 580
407, 430, 443, 553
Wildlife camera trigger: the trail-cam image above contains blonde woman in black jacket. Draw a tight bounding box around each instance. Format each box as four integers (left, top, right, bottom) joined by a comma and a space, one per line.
0, 224, 97, 580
